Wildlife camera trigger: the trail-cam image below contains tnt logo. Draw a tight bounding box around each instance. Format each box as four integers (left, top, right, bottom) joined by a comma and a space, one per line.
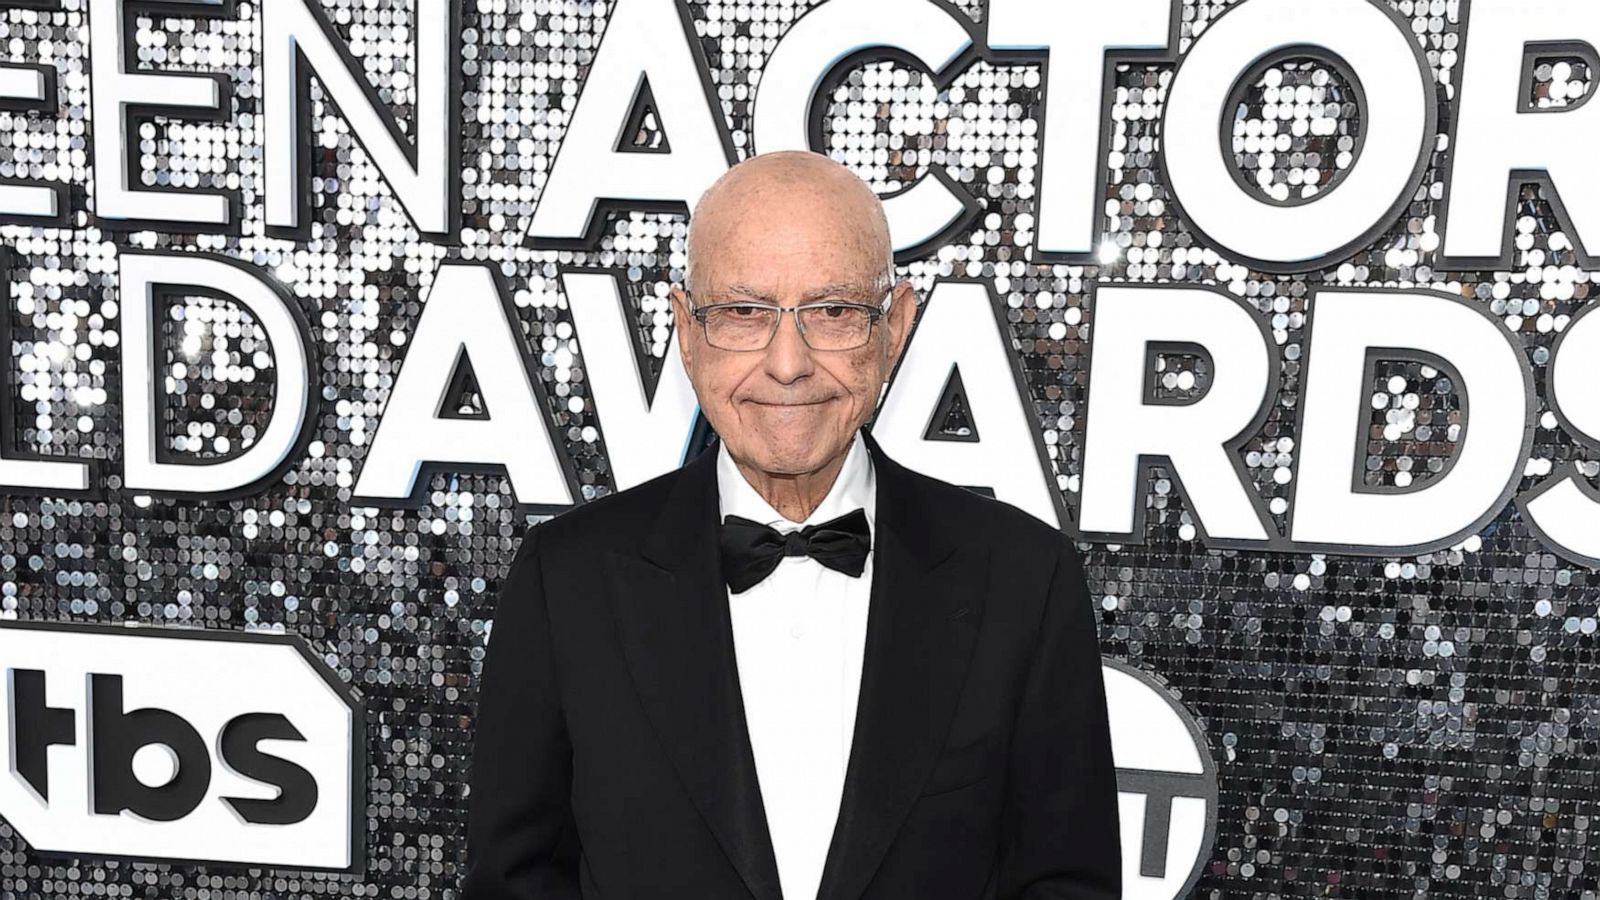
0, 620, 363, 872
1107, 657, 1219, 900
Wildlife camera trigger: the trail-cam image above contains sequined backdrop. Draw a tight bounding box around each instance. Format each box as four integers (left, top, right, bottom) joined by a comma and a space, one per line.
0, 0, 1596, 898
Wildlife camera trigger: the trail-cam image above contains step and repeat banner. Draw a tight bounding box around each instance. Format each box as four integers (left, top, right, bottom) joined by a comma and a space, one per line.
1, 0, 1597, 897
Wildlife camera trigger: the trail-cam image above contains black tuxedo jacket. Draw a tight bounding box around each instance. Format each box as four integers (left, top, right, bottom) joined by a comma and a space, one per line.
462, 427, 1121, 899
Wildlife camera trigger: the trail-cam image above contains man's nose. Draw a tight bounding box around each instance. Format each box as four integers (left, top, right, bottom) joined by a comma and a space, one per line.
761, 308, 815, 383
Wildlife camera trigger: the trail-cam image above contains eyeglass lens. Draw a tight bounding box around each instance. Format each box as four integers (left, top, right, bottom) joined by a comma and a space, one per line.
700, 304, 874, 351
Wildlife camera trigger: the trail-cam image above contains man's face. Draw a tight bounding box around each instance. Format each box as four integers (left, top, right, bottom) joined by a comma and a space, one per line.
669, 192, 916, 477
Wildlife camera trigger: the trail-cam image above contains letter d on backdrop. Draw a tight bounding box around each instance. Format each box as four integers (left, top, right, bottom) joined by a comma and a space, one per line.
119, 253, 313, 498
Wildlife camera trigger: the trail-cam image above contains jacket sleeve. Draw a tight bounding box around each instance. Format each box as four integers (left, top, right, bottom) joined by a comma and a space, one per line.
461, 525, 584, 899
994, 532, 1122, 899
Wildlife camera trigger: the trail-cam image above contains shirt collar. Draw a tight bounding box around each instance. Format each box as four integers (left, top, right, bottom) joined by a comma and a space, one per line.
716, 428, 876, 535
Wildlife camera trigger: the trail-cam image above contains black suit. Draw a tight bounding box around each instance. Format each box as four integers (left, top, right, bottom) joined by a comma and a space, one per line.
462, 427, 1121, 899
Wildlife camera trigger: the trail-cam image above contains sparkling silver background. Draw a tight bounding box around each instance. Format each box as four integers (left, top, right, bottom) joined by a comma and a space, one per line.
1, 1, 1597, 898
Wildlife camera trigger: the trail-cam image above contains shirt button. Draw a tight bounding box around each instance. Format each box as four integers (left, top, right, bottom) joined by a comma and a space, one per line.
789, 623, 804, 639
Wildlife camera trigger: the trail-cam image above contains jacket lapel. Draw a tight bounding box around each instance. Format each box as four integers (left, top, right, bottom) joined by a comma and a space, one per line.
605, 427, 990, 900
813, 428, 990, 900
605, 441, 785, 900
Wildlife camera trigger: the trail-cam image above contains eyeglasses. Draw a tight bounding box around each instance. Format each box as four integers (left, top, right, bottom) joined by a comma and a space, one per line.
686, 290, 891, 352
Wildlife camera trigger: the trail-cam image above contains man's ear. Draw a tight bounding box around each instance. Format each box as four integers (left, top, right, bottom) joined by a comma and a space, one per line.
884, 279, 917, 368
670, 286, 695, 371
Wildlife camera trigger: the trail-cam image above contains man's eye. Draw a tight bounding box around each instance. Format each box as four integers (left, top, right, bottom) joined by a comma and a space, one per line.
728, 304, 764, 317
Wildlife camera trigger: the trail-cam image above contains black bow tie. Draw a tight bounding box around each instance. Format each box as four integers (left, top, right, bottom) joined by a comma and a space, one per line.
718, 508, 872, 594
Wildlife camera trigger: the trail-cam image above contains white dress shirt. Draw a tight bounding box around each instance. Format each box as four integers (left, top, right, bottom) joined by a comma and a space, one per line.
716, 430, 876, 900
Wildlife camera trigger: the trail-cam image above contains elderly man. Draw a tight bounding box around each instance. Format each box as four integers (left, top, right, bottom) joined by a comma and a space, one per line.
463, 151, 1120, 899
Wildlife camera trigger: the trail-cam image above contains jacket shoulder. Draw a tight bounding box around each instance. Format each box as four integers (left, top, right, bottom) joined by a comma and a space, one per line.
889, 458, 1067, 559
517, 459, 691, 555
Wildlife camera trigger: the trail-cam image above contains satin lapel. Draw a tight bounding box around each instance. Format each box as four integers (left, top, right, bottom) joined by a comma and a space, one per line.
814, 428, 991, 900
604, 443, 784, 900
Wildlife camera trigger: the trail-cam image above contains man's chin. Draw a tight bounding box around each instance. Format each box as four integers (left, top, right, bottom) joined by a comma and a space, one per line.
747, 405, 832, 435
741, 433, 844, 475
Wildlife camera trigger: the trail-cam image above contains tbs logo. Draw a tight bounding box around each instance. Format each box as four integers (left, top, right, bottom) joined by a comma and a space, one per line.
0, 621, 363, 871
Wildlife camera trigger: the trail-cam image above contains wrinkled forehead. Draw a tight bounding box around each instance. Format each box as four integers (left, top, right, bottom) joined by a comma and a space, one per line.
686, 181, 892, 295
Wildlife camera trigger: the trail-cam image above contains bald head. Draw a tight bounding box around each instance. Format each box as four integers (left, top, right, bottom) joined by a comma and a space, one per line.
685, 151, 893, 293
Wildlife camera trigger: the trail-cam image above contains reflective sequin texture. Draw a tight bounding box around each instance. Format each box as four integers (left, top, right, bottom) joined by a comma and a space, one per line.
0, 2, 1595, 899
